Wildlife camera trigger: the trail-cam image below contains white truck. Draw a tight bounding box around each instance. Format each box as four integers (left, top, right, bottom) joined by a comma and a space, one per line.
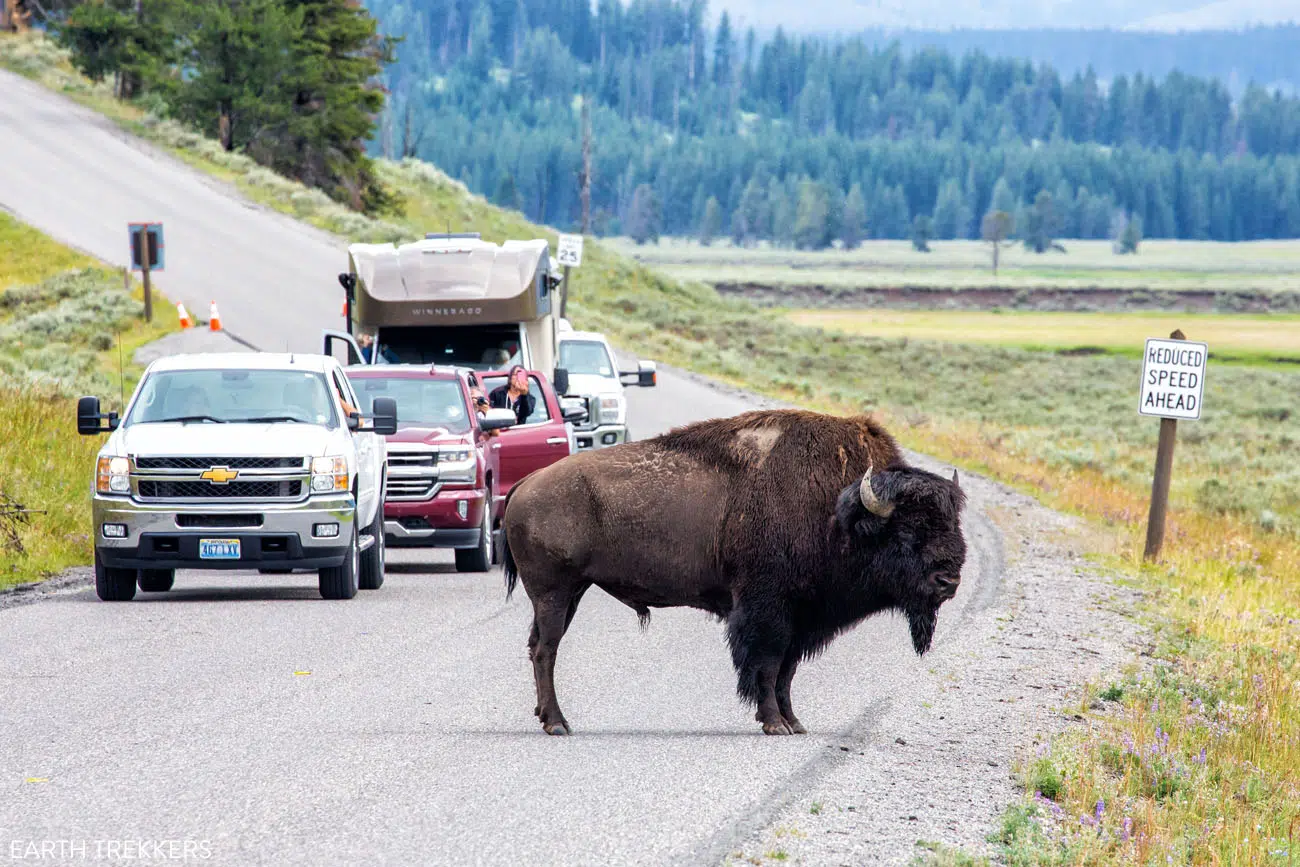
556, 323, 646, 450
330, 232, 656, 450
77, 352, 397, 602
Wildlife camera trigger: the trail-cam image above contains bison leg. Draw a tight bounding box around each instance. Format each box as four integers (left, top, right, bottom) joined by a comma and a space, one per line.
726, 605, 794, 736
775, 647, 807, 735
529, 588, 588, 736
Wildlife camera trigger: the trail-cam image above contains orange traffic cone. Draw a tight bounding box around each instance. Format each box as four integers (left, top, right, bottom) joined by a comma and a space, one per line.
208, 301, 222, 332
176, 302, 194, 330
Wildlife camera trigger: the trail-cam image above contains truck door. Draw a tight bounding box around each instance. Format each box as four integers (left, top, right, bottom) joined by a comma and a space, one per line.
323, 330, 365, 366
485, 373, 570, 502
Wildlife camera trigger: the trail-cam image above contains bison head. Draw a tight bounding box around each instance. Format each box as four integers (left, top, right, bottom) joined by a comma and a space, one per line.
835, 461, 967, 656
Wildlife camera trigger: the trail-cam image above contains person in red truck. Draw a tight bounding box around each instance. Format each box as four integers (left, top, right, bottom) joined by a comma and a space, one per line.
489, 364, 536, 426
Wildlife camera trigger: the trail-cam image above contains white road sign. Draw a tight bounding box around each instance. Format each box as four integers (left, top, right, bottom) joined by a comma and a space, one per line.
556, 233, 583, 268
1139, 338, 1208, 420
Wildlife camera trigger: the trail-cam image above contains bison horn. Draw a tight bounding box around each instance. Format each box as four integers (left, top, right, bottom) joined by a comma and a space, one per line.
859, 462, 895, 518
952, 469, 960, 486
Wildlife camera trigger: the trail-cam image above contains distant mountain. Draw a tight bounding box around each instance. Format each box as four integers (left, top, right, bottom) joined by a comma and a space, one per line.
711, 0, 1299, 33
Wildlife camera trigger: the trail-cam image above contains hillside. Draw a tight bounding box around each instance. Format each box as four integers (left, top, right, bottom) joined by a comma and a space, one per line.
365, 0, 1300, 246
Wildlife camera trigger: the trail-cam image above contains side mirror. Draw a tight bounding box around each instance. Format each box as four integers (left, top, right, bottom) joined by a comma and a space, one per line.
619, 360, 657, 388
560, 396, 588, 424
479, 407, 517, 432
371, 396, 398, 436
552, 366, 570, 396
77, 396, 119, 435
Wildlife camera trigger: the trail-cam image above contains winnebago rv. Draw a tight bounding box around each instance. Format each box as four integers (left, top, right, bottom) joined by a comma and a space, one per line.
326, 234, 569, 387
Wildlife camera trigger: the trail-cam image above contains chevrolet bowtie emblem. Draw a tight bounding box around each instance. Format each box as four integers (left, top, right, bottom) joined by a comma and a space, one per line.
200, 466, 239, 484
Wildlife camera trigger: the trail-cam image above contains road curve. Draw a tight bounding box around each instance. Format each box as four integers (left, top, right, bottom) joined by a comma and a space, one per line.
0, 68, 1004, 866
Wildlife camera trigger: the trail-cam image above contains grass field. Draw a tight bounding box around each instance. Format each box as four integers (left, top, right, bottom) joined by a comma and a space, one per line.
786, 309, 1300, 366
0, 211, 171, 589
605, 236, 1300, 293
4, 30, 1298, 864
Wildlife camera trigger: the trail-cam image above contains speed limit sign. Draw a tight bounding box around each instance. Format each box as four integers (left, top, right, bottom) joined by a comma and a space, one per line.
556, 233, 583, 268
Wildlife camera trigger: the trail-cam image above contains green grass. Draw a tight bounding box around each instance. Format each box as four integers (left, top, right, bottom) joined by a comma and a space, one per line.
604, 236, 1300, 293
785, 309, 1300, 366
0, 211, 96, 289
7, 30, 1300, 862
0, 211, 172, 588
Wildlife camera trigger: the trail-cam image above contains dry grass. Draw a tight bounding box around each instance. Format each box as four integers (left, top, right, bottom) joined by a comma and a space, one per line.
785, 309, 1300, 365
606, 236, 1300, 293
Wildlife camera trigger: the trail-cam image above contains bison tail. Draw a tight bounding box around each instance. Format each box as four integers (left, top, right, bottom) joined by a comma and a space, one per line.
501, 483, 521, 600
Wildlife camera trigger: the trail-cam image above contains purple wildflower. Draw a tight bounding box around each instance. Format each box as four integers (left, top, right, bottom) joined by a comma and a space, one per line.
1194, 747, 1207, 765
1191, 697, 1203, 713
1095, 800, 1105, 823
1121, 817, 1133, 843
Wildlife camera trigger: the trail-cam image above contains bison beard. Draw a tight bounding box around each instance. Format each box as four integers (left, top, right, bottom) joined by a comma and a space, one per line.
502, 409, 967, 736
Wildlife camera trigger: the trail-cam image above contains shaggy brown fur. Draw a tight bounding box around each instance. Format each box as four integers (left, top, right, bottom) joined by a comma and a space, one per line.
502, 409, 966, 736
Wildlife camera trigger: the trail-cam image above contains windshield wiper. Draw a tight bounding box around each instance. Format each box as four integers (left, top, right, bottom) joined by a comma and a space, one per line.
241, 416, 311, 424
150, 415, 227, 424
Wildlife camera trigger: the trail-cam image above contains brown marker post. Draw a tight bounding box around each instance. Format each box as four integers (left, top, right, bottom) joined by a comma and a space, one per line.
1142, 327, 1185, 561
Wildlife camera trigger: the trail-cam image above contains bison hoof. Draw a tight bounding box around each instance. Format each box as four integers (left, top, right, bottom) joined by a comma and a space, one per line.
787, 718, 808, 735
762, 720, 795, 736
543, 721, 571, 736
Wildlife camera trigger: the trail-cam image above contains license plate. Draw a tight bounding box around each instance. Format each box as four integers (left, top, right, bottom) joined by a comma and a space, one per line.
199, 538, 241, 560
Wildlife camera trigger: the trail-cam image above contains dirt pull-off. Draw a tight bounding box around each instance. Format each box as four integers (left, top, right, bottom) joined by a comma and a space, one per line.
718, 282, 1300, 313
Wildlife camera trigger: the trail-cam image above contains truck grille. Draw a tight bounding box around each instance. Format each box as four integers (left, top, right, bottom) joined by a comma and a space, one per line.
385, 477, 437, 500
134, 456, 305, 470
388, 452, 437, 469
138, 480, 303, 499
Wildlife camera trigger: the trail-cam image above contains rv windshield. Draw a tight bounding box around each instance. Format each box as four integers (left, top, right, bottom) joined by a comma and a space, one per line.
558, 340, 616, 378
373, 325, 522, 371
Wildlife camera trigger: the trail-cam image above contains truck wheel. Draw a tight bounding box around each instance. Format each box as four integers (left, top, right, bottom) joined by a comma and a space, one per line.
454, 506, 492, 573
358, 506, 385, 591
318, 524, 359, 600
137, 569, 175, 592
94, 551, 137, 602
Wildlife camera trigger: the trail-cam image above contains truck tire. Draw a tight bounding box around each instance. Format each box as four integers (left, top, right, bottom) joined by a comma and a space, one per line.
358, 504, 385, 591
137, 569, 175, 592
95, 551, 137, 602
318, 523, 359, 600
454, 506, 492, 573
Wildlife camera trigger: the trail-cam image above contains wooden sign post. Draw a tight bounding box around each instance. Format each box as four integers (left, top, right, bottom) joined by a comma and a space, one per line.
1139, 328, 1208, 561
128, 222, 164, 323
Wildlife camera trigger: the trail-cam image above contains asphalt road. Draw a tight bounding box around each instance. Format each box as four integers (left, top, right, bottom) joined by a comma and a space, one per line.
0, 68, 1004, 866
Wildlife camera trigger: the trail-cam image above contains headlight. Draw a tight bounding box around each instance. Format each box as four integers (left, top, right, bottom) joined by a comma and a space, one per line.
598, 396, 623, 425
96, 456, 131, 494
311, 455, 349, 493
437, 447, 476, 484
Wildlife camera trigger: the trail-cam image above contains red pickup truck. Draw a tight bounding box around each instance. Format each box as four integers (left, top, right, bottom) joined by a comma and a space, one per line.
345, 364, 580, 572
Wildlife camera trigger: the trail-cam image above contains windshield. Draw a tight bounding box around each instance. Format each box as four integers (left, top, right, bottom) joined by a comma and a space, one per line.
558, 340, 615, 378
371, 325, 522, 371
125, 369, 337, 426
351, 376, 472, 434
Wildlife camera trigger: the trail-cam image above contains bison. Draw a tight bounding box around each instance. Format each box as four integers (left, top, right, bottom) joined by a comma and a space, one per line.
501, 409, 967, 736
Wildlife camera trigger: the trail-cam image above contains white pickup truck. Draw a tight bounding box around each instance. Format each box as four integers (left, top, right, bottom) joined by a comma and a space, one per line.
77, 353, 396, 601
555, 324, 656, 451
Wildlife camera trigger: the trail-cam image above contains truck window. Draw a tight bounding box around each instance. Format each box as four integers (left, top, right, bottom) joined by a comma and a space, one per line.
124, 370, 338, 427
481, 374, 551, 424
558, 340, 616, 378
375, 325, 522, 371
351, 377, 472, 434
